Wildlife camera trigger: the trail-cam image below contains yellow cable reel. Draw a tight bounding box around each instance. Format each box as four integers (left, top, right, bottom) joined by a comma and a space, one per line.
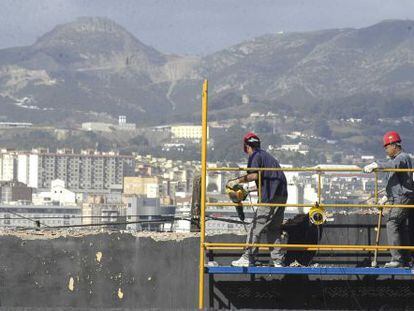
308, 202, 326, 225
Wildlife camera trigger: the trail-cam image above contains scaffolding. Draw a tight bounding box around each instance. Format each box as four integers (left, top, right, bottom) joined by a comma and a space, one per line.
197, 80, 414, 309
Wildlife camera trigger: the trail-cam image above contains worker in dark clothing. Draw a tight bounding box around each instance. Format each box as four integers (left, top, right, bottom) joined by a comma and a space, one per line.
363, 131, 414, 267
227, 132, 288, 267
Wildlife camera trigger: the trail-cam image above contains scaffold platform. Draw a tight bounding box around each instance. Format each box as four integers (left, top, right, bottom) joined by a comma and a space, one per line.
205, 266, 414, 276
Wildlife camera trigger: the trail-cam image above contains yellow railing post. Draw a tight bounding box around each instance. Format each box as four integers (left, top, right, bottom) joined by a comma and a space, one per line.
317, 170, 322, 204
372, 171, 383, 266
258, 171, 262, 203
198, 79, 208, 309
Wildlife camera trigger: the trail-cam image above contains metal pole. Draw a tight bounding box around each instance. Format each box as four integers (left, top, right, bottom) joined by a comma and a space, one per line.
204, 242, 414, 251
198, 79, 208, 309
372, 171, 383, 267
206, 202, 414, 209
317, 171, 322, 204
258, 171, 262, 203
207, 167, 414, 172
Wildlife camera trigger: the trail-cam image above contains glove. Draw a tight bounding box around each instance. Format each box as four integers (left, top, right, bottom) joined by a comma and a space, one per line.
378, 196, 390, 216
363, 162, 378, 173
378, 196, 388, 205
226, 179, 239, 189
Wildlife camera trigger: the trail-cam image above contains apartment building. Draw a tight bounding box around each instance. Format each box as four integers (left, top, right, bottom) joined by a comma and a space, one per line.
0, 204, 81, 228
171, 125, 209, 140
17, 149, 135, 191
0, 150, 17, 182
82, 194, 126, 226
123, 176, 159, 197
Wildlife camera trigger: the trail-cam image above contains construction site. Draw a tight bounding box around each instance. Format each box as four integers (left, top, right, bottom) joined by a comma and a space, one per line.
3, 1, 414, 308
0, 80, 413, 310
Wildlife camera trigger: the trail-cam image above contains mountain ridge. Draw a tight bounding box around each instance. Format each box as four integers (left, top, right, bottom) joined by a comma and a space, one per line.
1, 17, 414, 125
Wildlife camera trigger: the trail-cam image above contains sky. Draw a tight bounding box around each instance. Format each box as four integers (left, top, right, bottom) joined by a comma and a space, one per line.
2, 0, 414, 55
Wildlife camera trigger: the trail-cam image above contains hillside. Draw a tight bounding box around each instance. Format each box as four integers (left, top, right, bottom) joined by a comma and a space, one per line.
1, 18, 414, 125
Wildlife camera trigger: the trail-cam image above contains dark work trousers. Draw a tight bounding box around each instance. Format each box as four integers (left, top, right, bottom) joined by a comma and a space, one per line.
409, 201, 414, 260
245, 197, 286, 261
387, 197, 414, 263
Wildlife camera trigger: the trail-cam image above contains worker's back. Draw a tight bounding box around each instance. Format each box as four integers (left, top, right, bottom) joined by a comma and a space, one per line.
247, 148, 287, 202
383, 151, 414, 201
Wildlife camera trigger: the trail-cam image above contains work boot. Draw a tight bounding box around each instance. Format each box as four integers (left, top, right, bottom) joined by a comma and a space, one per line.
231, 254, 253, 267
405, 259, 414, 268
384, 260, 404, 268
273, 260, 285, 267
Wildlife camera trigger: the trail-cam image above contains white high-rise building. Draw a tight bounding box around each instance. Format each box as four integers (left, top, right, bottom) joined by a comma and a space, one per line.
17, 153, 30, 186
17, 153, 39, 188
16, 149, 135, 191
0, 151, 17, 182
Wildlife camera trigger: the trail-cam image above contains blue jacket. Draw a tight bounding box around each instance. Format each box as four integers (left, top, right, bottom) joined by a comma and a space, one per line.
247, 149, 288, 203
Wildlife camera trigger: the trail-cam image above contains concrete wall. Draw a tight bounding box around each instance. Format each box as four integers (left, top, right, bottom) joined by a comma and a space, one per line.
0, 232, 199, 309
0, 214, 413, 309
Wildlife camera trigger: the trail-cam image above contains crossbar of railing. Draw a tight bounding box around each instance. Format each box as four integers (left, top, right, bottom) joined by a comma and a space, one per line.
204, 242, 414, 251
207, 167, 414, 172
206, 202, 414, 208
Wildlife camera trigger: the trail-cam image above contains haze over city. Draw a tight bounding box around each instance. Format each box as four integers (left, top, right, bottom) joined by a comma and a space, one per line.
2, 0, 414, 54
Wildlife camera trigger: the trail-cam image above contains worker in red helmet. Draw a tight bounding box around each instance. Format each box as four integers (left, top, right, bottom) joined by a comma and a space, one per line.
226, 132, 288, 267
363, 131, 414, 267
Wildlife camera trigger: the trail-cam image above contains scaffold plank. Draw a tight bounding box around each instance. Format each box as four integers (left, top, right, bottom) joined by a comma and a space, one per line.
205, 266, 414, 275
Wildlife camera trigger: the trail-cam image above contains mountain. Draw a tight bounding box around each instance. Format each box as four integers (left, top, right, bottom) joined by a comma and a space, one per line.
199, 20, 414, 118
1, 18, 414, 125
0, 17, 199, 125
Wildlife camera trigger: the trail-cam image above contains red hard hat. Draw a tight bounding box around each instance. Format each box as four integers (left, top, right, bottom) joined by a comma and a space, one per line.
383, 131, 401, 147
243, 132, 260, 153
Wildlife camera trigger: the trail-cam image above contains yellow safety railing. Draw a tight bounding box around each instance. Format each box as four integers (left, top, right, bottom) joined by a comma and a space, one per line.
197, 79, 414, 308
198, 80, 208, 309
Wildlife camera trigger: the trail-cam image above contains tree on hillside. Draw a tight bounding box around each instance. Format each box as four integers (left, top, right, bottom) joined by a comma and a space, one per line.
312, 120, 332, 139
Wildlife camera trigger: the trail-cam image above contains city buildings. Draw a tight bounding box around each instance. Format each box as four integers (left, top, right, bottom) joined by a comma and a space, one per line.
123, 176, 159, 197
0, 122, 32, 129
32, 179, 78, 206
0, 150, 17, 182
278, 143, 310, 155
81, 115, 136, 132
171, 125, 209, 140
17, 149, 135, 192
117, 115, 136, 131
81, 122, 113, 132
0, 143, 393, 233
0, 204, 81, 228
0, 181, 32, 203
82, 194, 126, 227
124, 195, 175, 231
